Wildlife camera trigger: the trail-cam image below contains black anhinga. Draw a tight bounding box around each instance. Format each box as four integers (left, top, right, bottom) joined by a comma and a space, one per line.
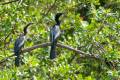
14, 22, 33, 66
50, 13, 63, 59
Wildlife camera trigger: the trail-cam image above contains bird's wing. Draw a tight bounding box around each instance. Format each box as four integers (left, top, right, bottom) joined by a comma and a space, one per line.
14, 36, 25, 54
54, 25, 61, 40
50, 28, 55, 43
50, 24, 61, 43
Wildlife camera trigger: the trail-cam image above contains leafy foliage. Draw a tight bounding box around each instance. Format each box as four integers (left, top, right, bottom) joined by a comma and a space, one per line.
0, 0, 120, 79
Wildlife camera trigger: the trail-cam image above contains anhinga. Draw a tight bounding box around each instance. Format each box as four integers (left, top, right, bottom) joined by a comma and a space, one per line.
14, 22, 33, 67
50, 13, 63, 59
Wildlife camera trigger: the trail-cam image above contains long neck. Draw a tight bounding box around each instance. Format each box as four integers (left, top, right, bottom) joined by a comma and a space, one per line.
23, 26, 28, 35
23, 23, 32, 35
55, 18, 60, 25
19, 34, 25, 39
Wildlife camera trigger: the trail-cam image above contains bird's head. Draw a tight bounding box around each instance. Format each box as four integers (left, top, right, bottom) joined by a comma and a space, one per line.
24, 22, 33, 35
55, 13, 63, 19
55, 13, 63, 24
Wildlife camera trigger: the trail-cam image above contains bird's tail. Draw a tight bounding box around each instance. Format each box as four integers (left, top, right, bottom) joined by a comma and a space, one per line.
15, 53, 20, 67
50, 41, 57, 59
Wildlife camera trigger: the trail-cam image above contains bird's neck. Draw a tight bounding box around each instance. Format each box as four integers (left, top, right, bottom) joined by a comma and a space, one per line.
19, 34, 25, 38
23, 32, 27, 36
23, 23, 32, 36
55, 19, 60, 25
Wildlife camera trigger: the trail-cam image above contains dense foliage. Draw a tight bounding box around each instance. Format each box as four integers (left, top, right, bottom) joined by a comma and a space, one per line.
0, 0, 120, 79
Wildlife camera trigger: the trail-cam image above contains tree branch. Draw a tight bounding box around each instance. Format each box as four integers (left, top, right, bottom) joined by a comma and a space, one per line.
104, 2, 120, 8
0, 0, 19, 5
22, 42, 87, 55
44, 0, 58, 16
0, 42, 100, 65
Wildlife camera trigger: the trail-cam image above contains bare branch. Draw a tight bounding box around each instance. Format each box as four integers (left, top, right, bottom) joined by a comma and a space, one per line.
22, 42, 87, 55
0, 54, 14, 64
44, 0, 58, 16
0, 42, 99, 65
104, 2, 120, 8
0, 0, 19, 5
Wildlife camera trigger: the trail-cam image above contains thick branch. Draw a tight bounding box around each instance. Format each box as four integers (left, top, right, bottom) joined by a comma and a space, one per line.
22, 42, 51, 53
0, 42, 99, 65
22, 42, 87, 55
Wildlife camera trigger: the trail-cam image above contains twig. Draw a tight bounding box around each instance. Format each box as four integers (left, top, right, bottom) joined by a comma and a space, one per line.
0, 54, 14, 64
0, 0, 19, 5
104, 2, 120, 8
44, 0, 58, 16
4, 32, 12, 49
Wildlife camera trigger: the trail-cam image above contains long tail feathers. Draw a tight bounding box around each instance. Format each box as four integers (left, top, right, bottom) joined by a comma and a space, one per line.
15, 53, 20, 67
50, 41, 56, 59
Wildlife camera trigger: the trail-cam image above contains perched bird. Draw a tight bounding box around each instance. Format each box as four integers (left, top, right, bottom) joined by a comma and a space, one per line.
50, 13, 63, 59
14, 22, 33, 67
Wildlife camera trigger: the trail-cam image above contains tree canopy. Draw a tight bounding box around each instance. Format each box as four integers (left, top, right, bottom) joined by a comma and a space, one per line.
0, 0, 120, 79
